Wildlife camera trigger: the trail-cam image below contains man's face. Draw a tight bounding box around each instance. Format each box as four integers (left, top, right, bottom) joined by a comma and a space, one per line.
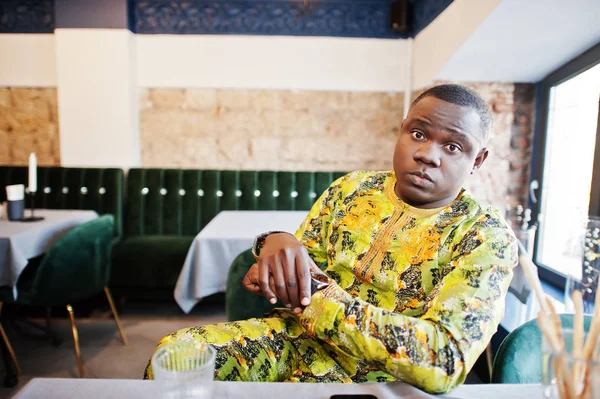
392, 96, 489, 209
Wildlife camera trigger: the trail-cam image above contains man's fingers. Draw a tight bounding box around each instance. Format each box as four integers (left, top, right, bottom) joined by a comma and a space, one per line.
283, 251, 300, 309
298, 251, 315, 307
268, 275, 277, 300
272, 256, 291, 307
243, 264, 262, 295
258, 259, 277, 304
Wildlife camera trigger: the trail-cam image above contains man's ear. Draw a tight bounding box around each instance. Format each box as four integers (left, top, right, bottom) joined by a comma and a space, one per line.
473, 148, 489, 170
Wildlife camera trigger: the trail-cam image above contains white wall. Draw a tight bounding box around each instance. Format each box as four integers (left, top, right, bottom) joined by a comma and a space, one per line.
436, 0, 600, 82
55, 29, 140, 168
0, 34, 57, 87
412, 0, 501, 89
137, 35, 410, 92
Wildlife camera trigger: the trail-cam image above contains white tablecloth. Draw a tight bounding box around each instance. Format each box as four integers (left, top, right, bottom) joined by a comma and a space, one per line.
0, 209, 98, 297
174, 211, 309, 313
12, 378, 544, 399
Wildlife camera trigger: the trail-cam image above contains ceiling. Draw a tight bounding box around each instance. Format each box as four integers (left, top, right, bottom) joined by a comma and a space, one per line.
436, 0, 600, 82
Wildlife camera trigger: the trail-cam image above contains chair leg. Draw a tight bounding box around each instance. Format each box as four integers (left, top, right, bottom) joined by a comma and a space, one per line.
0, 302, 21, 377
485, 343, 493, 381
66, 305, 84, 378
104, 287, 128, 346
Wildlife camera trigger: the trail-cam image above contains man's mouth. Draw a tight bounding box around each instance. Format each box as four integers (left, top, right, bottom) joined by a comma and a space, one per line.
407, 172, 433, 187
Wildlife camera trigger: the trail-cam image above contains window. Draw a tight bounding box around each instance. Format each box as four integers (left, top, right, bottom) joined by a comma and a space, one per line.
532, 43, 600, 288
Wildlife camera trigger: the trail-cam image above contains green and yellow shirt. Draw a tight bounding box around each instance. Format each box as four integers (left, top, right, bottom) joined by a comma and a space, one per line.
295, 170, 517, 391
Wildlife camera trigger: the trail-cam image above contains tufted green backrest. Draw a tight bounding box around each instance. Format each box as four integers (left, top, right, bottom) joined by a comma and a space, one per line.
124, 169, 347, 237
0, 166, 124, 237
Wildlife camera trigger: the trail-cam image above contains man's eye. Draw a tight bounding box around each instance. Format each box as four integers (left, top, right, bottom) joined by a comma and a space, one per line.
446, 144, 461, 153
412, 131, 424, 140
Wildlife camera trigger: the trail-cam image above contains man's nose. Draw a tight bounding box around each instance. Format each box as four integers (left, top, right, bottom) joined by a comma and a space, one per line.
414, 143, 441, 167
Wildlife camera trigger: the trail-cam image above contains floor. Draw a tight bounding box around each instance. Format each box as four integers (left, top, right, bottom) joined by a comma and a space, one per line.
0, 300, 227, 399
0, 299, 484, 399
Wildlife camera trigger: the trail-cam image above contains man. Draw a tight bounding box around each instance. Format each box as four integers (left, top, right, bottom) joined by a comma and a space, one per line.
145, 84, 517, 394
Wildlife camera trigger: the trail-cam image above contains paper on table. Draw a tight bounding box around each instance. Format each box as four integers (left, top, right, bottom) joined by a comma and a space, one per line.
6, 184, 25, 201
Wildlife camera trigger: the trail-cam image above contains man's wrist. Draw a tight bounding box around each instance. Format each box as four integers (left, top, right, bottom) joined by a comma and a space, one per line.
251, 231, 287, 259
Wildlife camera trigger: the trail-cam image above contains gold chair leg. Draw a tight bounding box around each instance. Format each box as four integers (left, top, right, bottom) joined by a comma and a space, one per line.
66, 305, 84, 378
104, 287, 128, 345
486, 343, 493, 380
0, 302, 21, 375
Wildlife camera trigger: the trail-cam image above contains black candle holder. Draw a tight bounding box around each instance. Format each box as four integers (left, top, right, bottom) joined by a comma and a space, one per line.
21, 192, 45, 222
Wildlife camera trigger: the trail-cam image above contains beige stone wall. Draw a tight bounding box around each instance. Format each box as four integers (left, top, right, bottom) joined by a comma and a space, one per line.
0, 88, 60, 166
140, 89, 404, 171
141, 85, 534, 210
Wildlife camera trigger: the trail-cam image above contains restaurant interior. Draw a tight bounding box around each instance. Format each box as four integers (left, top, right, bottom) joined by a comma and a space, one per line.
0, 0, 600, 398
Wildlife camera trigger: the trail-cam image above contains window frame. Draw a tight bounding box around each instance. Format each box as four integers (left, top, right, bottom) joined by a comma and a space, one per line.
531, 41, 600, 290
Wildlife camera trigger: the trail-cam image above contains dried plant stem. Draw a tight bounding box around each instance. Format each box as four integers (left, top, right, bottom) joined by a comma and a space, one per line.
517, 249, 600, 399
545, 298, 569, 398
538, 312, 577, 399
572, 290, 584, 393
578, 290, 600, 399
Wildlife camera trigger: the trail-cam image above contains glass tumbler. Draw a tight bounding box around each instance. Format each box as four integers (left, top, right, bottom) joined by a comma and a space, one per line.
151, 341, 217, 399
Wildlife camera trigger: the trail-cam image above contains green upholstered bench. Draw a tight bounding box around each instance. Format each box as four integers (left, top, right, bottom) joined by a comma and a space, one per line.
110, 168, 345, 301
0, 166, 123, 237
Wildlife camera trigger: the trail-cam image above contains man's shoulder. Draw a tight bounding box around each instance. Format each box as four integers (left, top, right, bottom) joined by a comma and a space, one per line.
457, 191, 512, 231
336, 170, 393, 186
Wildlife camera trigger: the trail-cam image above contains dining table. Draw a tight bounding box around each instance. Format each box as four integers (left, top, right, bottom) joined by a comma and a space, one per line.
11, 377, 544, 399
0, 209, 98, 298
174, 210, 309, 313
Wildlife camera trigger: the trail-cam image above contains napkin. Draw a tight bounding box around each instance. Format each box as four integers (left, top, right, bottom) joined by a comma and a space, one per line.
6, 184, 25, 201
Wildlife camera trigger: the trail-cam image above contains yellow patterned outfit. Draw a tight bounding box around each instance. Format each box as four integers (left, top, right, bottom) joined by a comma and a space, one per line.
145, 171, 517, 393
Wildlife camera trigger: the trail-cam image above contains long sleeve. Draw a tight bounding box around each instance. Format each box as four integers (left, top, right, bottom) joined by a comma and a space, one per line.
299, 212, 518, 393
293, 174, 348, 265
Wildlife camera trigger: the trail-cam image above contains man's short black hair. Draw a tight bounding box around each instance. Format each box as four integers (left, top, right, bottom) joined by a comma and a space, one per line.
412, 84, 492, 145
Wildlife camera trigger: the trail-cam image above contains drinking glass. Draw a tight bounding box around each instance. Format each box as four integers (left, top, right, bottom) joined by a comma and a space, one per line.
151, 341, 216, 399
542, 329, 600, 398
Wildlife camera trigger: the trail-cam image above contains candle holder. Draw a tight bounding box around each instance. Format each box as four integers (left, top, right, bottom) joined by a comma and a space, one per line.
21, 191, 44, 222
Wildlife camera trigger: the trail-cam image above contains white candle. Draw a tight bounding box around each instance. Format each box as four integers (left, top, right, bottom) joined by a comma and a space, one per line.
28, 152, 37, 193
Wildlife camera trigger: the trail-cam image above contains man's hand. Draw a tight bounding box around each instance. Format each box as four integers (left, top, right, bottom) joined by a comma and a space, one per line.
242, 233, 324, 313
242, 263, 275, 296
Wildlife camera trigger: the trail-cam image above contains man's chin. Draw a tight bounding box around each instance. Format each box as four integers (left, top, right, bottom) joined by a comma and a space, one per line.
396, 187, 433, 207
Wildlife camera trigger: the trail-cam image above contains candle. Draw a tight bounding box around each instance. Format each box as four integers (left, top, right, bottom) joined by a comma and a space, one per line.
28, 152, 37, 193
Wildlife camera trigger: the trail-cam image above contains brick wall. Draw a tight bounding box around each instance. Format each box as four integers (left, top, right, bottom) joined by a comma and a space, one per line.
0, 88, 60, 166
434, 82, 535, 209
140, 89, 404, 171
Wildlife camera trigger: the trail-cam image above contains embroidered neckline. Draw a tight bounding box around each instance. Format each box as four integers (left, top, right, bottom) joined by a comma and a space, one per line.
385, 172, 464, 218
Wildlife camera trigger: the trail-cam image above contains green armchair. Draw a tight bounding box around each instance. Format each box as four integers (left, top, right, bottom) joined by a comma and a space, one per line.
492, 313, 591, 383
0, 215, 127, 380
226, 249, 280, 321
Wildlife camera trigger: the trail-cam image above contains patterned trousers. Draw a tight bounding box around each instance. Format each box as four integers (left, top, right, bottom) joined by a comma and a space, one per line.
144, 309, 395, 383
